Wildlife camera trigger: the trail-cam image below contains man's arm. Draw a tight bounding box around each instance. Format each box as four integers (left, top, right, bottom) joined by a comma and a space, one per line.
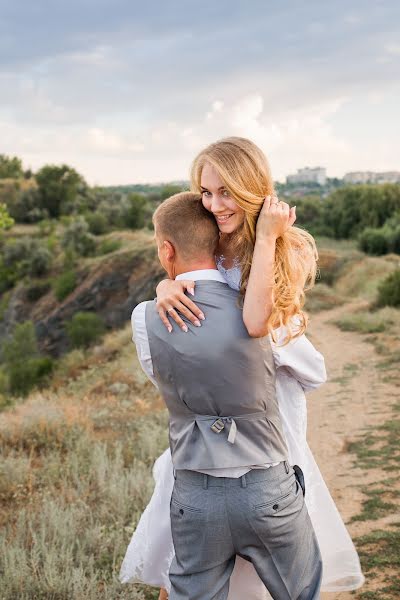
131, 302, 159, 388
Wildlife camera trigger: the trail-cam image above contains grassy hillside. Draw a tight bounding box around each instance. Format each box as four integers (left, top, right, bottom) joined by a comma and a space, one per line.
0, 236, 399, 598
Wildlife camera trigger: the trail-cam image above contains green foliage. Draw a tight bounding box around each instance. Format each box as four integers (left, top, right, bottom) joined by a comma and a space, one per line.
66, 312, 106, 348
97, 238, 122, 255
0, 203, 14, 230
0, 237, 52, 293
85, 211, 109, 235
7, 187, 47, 223
359, 227, 389, 255
61, 217, 96, 256
25, 281, 52, 302
35, 164, 86, 218
0, 154, 23, 179
1, 321, 53, 396
324, 184, 400, 239
54, 270, 77, 301
122, 193, 148, 229
377, 270, 400, 308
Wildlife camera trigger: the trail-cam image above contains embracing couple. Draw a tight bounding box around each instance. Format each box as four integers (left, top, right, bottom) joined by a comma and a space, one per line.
120, 138, 364, 599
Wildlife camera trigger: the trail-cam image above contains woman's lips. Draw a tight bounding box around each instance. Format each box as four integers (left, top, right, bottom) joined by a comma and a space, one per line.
215, 214, 234, 223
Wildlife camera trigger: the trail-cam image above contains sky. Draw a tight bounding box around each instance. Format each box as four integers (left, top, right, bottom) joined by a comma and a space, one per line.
0, 0, 399, 185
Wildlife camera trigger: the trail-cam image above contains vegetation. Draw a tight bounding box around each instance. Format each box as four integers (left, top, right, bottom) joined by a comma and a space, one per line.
0, 321, 53, 396
66, 312, 106, 348
377, 270, 400, 308
54, 269, 78, 301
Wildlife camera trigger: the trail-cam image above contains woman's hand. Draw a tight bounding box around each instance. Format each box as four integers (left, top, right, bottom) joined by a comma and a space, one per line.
156, 279, 205, 333
256, 195, 296, 242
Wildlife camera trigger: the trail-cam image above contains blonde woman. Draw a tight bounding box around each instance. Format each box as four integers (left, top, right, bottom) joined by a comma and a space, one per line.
120, 138, 364, 598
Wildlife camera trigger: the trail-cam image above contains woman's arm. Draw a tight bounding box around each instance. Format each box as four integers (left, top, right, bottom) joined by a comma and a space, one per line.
243, 197, 296, 337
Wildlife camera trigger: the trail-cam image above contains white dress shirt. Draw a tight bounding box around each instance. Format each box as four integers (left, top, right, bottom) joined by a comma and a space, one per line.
132, 269, 326, 477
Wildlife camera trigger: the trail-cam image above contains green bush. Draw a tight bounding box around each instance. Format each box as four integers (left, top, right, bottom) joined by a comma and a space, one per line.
54, 270, 77, 301
85, 212, 109, 235
61, 217, 96, 256
66, 312, 105, 348
377, 270, 400, 308
8, 357, 53, 396
359, 228, 389, 256
122, 193, 148, 229
97, 238, 122, 255
2, 237, 52, 278
25, 281, 51, 302
1, 321, 53, 396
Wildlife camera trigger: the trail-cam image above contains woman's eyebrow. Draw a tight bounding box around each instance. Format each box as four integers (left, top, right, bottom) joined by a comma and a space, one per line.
200, 185, 226, 190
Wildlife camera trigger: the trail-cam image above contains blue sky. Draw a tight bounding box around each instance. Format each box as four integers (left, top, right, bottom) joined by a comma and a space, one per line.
0, 0, 399, 184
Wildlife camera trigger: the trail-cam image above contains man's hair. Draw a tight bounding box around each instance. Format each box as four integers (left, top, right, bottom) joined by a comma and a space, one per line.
153, 192, 219, 260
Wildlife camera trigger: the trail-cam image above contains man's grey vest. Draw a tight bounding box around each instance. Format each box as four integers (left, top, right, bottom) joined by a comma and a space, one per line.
145, 280, 288, 470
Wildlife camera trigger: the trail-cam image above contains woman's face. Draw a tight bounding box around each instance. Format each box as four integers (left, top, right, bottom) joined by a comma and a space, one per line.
200, 162, 245, 234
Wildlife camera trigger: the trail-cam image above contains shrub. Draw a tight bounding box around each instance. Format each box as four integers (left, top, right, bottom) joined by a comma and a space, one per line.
85, 212, 109, 235
377, 270, 400, 308
2, 237, 52, 277
8, 357, 53, 396
358, 227, 389, 256
54, 270, 77, 301
25, 281, 51, 302
66, 312, 105, 348
97, 238, 122, 255
1, 322, 53, 396
61, 217, 96, 256
122, 193, 148, 229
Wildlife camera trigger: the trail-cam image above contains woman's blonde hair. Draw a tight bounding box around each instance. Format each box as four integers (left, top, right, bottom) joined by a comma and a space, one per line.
190, 136, 318, 344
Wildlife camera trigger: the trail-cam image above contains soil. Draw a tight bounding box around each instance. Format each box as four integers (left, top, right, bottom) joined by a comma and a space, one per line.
306, 301, 399, 599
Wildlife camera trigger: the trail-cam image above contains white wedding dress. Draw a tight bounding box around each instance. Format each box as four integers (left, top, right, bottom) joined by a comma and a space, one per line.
120, 260, 365, 597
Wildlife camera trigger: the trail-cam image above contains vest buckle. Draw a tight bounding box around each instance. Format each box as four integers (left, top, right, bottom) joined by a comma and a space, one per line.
210, 418, 225, 433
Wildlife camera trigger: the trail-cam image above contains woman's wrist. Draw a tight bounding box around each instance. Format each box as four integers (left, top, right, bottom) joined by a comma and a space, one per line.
156, 278, 172, 295
255, 234, 278, 247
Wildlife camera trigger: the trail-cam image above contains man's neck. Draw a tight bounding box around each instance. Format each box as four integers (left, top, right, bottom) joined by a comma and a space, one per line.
173, 260, 217, 278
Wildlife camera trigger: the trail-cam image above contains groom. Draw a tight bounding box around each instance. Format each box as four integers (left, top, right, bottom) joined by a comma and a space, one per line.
131, 192, 322, 600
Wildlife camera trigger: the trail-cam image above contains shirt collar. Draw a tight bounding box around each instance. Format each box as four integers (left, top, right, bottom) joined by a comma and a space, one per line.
176, 269, 227, 284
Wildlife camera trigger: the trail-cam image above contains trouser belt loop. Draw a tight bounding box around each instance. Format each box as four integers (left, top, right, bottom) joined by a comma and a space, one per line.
203, 474, 209, 490
284, 460, 290, 474
240, 473, 247, 488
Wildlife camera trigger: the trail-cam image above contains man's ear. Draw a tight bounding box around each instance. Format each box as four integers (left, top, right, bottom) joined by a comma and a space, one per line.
163, 240, 175, 262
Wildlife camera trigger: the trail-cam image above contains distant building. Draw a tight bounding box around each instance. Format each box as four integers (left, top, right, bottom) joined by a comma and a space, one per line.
286, 167, 326, 186
343, 171, 400, 184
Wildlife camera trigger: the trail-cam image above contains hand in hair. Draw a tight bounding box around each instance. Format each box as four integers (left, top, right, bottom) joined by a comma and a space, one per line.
256, 195, 296, 241
156, 279, 205, 333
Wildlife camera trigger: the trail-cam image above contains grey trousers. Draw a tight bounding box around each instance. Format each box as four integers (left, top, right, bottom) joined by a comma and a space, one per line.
169, 462, 322, 600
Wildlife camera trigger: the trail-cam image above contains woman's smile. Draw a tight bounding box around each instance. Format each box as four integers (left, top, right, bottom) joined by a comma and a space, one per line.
200, 162, 245, 233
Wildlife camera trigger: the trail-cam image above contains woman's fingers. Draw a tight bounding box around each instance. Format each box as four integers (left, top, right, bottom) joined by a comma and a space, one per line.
165, 307, 188, 332
157, 306, 173, 333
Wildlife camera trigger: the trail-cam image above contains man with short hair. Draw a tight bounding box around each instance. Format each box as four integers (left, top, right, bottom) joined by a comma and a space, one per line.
131, 191, 323, 600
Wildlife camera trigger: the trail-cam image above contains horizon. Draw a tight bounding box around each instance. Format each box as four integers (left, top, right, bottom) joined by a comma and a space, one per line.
1, 1, 399, 185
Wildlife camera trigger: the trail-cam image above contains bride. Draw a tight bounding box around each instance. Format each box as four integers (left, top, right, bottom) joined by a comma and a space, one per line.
120, 137, 364, 598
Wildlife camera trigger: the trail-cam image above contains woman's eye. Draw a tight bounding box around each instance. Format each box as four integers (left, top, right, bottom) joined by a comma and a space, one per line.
222, 190, 230, 197
202, 191, 212, 197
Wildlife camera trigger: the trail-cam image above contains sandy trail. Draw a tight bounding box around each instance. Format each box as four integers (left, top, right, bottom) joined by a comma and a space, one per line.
306, 302, 399, 599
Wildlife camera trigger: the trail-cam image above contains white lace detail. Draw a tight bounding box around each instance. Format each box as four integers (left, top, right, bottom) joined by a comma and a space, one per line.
216, 255, 241, 291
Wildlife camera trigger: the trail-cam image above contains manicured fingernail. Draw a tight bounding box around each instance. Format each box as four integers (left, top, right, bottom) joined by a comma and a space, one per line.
188, 288, 195, 296
199, 313, 205, 320
294, 206, 297, 210
194, 320, 201, 327
168, 326, 172, 333
182, 325, 188, 332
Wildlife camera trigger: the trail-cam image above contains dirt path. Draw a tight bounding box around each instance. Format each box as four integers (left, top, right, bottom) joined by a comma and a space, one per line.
305, 302, 399, 599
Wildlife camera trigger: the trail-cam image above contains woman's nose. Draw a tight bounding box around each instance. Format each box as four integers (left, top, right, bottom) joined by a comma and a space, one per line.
210, 195, 225, 213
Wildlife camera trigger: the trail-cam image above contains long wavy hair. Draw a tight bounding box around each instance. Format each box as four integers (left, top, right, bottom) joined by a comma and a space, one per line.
190, 136, 318, 343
